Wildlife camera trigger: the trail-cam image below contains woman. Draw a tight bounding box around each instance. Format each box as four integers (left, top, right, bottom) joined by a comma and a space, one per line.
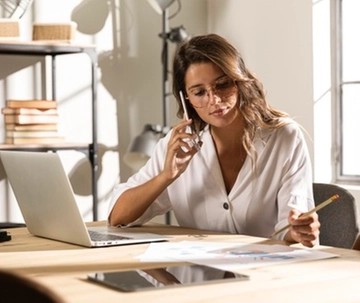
108, 33, 320, 247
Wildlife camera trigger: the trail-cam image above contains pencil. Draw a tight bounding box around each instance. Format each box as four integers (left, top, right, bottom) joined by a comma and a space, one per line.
270, 194, 340, 238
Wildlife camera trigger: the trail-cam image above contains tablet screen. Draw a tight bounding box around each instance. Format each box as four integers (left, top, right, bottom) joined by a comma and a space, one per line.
87, 264, 249, 292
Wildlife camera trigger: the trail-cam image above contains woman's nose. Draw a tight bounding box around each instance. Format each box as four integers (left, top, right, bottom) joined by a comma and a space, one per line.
207, 89, 222, 105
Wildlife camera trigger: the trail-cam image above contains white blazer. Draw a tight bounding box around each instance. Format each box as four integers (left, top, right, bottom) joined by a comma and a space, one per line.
108, 120, 314, 240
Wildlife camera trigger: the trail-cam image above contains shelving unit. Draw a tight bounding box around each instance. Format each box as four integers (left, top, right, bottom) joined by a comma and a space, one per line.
0, 41, 99, 221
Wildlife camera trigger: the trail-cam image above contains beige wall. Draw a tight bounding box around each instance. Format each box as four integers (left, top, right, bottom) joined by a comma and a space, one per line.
208, 0, 314, 160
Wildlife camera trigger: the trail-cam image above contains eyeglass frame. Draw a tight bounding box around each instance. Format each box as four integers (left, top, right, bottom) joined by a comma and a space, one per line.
184, 75, 238, 108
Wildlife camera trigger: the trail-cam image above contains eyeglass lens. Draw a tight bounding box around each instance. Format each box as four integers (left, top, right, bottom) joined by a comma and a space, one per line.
187, 77, 236, 107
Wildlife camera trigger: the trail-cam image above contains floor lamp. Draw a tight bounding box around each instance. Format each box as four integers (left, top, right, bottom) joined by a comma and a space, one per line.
124, 0, 189, 224
124, 0, 189, 170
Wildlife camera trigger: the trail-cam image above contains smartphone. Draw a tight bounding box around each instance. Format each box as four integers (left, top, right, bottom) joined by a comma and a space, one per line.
179, 90, 201, 151
87, 264, 249, 292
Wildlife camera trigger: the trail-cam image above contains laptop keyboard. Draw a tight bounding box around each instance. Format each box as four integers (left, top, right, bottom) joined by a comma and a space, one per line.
88, 230, 133, 242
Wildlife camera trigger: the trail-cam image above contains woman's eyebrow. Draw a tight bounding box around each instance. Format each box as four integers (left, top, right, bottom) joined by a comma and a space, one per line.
187, 74, 227, 90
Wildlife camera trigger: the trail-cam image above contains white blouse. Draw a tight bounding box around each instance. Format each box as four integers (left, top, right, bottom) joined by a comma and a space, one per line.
108, 120, 314, 240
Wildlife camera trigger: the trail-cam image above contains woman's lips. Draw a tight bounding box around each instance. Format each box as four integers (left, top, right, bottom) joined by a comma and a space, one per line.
211, 108, 227, 116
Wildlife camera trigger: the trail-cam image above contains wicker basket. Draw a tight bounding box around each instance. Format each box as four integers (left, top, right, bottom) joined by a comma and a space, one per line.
32, 22, 77, 41
0, 19, 20, 39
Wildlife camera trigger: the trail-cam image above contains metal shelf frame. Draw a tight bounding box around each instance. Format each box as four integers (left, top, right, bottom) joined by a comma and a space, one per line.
0, 42, 99, 221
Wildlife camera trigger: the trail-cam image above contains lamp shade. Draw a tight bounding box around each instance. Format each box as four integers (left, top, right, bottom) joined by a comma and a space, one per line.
168, 26, 190, 44
147, 0, 176, 14
71, 0, 109, 34
123, 125, 160, 171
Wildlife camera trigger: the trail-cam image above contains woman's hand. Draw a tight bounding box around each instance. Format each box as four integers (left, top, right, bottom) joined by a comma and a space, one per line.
162, 119, 201, 181
285, 209, 321, 248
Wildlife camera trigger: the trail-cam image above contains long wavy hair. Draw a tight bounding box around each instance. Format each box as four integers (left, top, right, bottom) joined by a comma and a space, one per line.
172, 33, 289, 162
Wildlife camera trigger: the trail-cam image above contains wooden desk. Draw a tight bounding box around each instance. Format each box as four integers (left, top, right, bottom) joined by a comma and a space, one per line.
1, 222, 360, 302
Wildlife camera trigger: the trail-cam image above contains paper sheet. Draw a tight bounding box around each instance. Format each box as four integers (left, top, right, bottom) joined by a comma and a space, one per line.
137, 241, 338, 271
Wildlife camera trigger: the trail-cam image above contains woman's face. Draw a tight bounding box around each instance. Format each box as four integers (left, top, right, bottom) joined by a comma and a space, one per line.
184, 62, 240, 129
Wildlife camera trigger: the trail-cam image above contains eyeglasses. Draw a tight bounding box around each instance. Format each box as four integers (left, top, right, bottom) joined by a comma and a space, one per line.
186, 76, 237, 108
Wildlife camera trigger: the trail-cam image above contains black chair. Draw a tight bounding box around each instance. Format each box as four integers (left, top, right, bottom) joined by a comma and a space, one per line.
313, 183, 360, 249
0, 269, 65, 303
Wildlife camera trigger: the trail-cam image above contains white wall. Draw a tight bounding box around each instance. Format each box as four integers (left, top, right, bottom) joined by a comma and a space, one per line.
208, 0, 314, 160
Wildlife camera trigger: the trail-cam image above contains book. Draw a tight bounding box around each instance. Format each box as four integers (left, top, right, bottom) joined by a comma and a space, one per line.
5, 136, 65, 144
6, 130, 60, 138
5, 123, 58, 131
6, 100, 57, 109
4, 114, 59, 124
1, 107, 58, 115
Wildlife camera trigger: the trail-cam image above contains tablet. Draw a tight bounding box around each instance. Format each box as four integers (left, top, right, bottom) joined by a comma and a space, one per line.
87, 264, 249, 292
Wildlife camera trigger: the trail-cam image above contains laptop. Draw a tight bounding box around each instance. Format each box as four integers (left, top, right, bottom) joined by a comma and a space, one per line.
0, 150, 170, 248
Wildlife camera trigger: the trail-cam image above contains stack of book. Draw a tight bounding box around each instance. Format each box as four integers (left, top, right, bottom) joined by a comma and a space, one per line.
2, 99, 65, 144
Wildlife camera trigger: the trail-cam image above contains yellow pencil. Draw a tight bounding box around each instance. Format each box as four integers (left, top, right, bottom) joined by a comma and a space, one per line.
271, 194, 340, 238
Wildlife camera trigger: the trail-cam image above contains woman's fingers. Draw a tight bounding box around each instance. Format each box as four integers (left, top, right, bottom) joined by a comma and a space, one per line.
288, 209, 320, 248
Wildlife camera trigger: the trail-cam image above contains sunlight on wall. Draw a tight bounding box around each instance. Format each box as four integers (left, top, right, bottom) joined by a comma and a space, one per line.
312, 0, 332, 183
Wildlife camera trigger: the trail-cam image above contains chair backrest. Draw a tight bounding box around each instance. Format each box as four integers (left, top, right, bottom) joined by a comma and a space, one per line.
313, 183, 360, 249
0, 269, 65, 303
